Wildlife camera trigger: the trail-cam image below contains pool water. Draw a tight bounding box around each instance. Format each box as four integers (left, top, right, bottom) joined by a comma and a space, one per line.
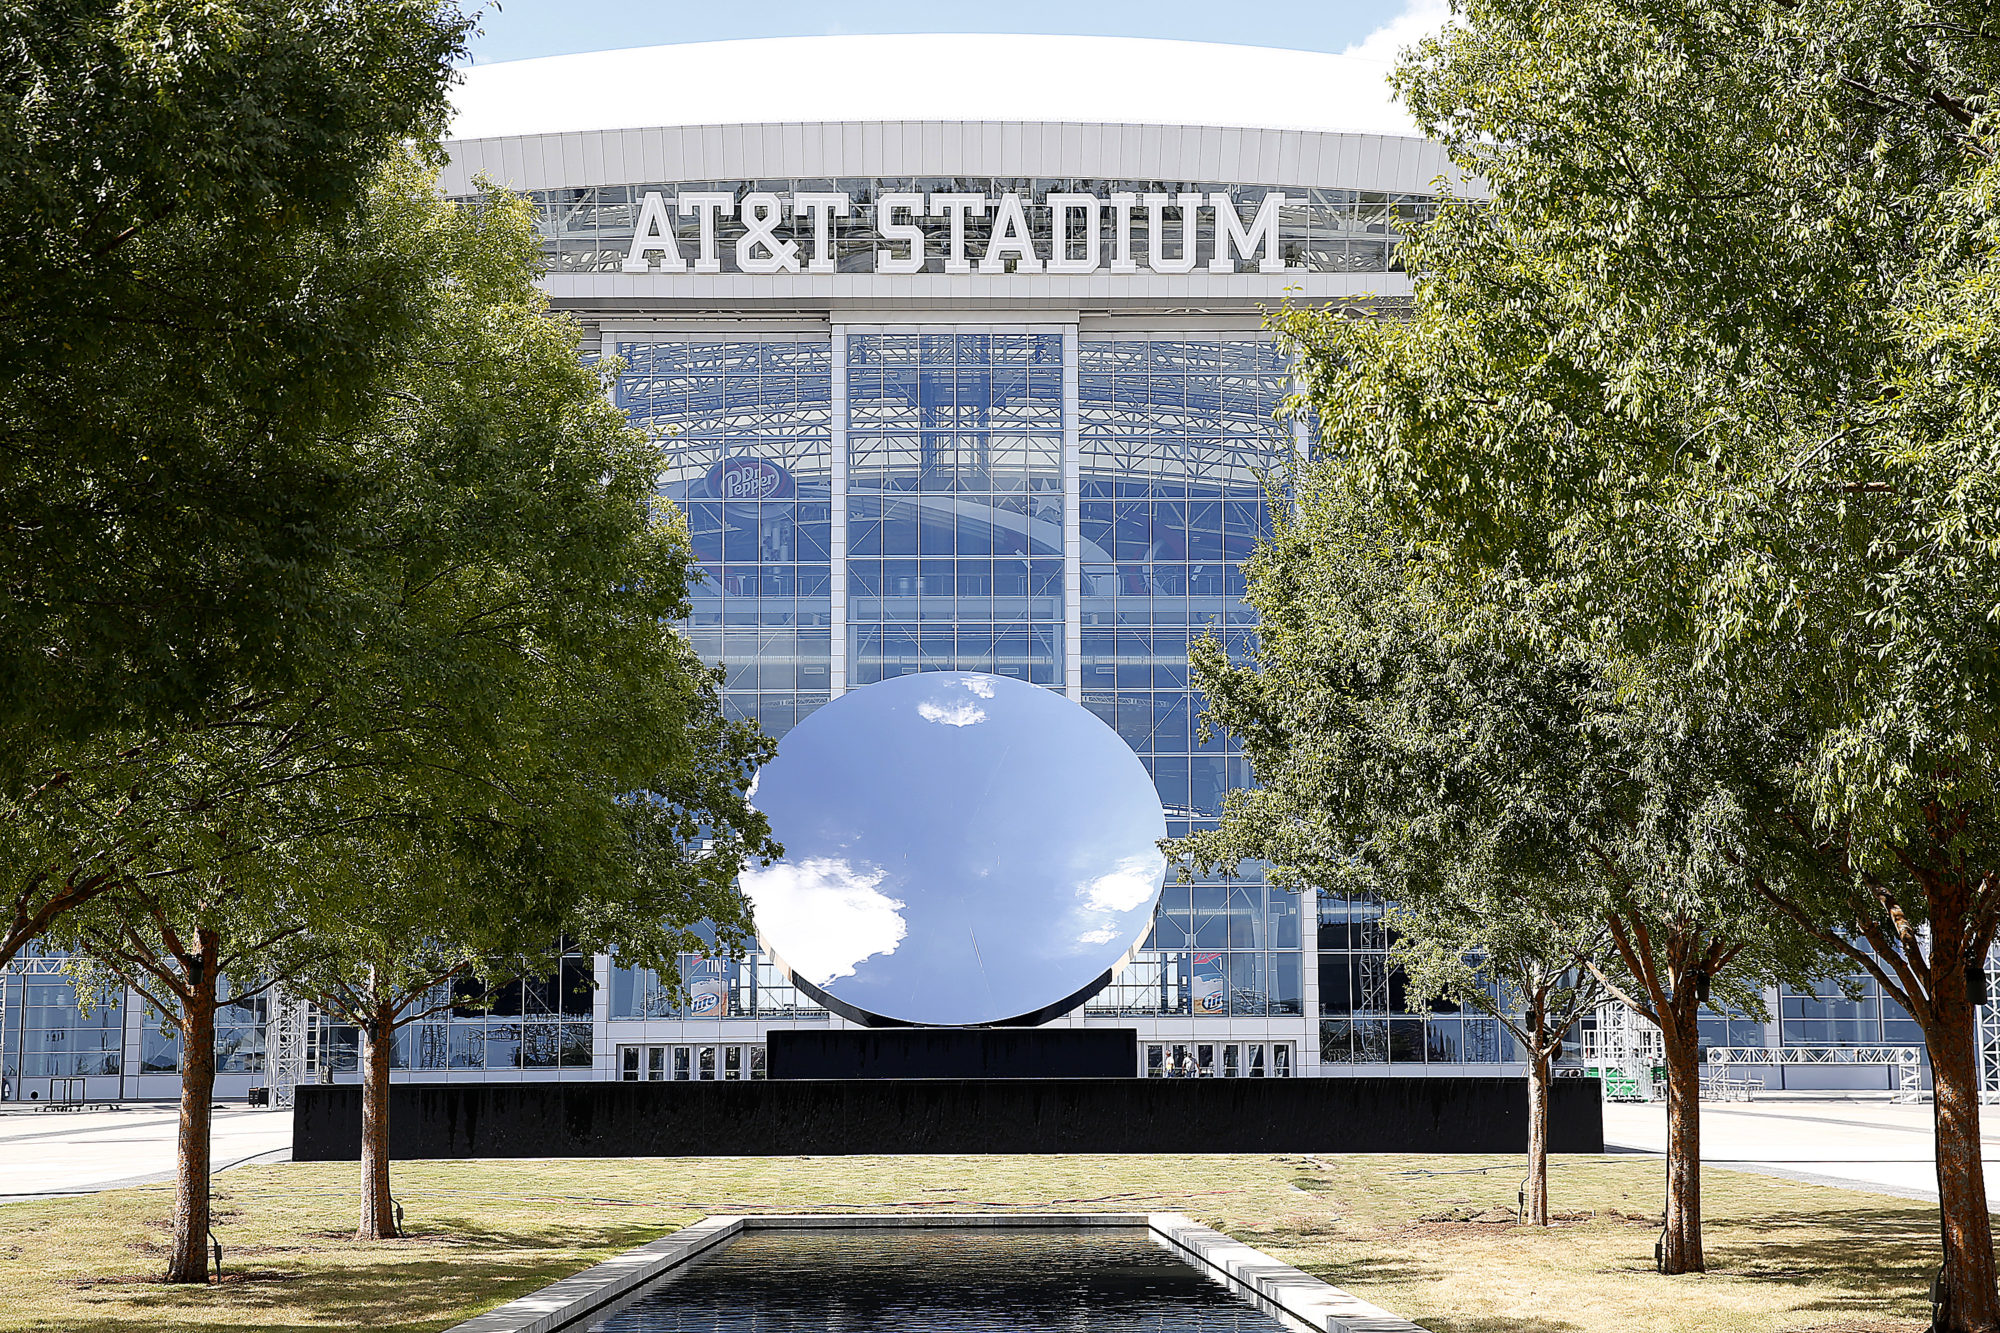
584, 1227, 1303, 1332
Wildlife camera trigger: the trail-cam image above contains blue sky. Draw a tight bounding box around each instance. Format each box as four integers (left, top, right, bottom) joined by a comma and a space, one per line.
463, 0, 1420, 65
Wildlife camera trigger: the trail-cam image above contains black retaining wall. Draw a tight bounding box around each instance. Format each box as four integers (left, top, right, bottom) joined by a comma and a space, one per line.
293, 1076, 1603, 1160
766, 1028, 1137, 1079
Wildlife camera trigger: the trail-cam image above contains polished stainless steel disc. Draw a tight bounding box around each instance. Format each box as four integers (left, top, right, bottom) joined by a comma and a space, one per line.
743, 671, 1167, 1026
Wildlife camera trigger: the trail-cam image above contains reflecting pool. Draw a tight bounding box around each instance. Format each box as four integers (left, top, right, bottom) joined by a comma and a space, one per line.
585, 1228, 1300, 1332
742, 671, 1168, 1026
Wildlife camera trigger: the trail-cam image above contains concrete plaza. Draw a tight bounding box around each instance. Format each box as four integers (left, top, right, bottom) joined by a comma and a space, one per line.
0, 1104, 292, 1201
1603, 1092, 1996, 1201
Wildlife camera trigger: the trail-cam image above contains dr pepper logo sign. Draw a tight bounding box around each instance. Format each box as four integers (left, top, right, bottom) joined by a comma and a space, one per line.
705, 455, 794, 501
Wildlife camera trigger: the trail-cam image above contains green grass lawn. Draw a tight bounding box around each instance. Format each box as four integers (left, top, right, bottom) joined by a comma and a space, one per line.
0, 1154, 1934, 1333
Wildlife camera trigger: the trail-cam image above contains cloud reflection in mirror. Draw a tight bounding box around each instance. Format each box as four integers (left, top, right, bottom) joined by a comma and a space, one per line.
739, 857, 907, 986
747, 671, 1168, 1026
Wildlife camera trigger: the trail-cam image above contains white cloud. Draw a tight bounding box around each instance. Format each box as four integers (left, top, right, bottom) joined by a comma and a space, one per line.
1065, 852, 1168, 951
916, 672, 999, 724
1081, 855, 1168, 915
1340, 0, 1451, 67
741, 857, 906, 986
917, 698, 987, 727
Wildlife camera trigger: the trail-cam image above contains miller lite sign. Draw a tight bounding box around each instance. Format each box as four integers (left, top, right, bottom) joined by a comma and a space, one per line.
1193, 952, 1227, 1014
706, 455, 793, 501
687, 958, 729, 1018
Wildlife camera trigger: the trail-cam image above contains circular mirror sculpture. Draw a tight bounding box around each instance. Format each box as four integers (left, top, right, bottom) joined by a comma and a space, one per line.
742, 671, 1169, 1026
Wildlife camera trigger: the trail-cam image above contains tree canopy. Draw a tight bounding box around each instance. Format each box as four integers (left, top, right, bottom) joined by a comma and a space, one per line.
0, 0, 470, 761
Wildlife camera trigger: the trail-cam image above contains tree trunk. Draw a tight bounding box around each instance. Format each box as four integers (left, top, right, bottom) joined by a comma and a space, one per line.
1525, 1038, 1552, 1226
1657, 1009, 1704, 1275
165, 977, 219, 1283
356, 1001, 400, 1240
1924, 971, 1999, 1331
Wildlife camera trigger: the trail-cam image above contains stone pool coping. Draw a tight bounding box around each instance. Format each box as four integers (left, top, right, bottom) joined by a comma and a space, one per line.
438, 1211, 1428, 1333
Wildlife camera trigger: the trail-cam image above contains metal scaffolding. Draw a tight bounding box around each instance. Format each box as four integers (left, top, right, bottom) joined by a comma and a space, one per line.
1353, 906, 1390, 1063
1580, 1003, 1664, 1101
1707, 1045, 1926, 1103
1980, 946, 2000, 1104
265, 988, 315, 1110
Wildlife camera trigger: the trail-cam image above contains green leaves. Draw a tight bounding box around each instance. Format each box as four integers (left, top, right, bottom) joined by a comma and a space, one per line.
1280, 0, 2000, 911
0, 0, 470, 762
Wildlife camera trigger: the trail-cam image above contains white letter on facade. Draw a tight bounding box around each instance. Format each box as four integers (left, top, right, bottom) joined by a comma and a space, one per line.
795, 192, 851, 274
874, 193, 927, 274
930, 193, 989, 275
737, 192, 801, 273
676, 191, 735, 274
1046, 193, 1102, 274
1209, 191, 1288, 274
1107, 192, 1138, 274
1144, 192, 1202, 274
980, 192, 1045, 274
623, 191, 688, 273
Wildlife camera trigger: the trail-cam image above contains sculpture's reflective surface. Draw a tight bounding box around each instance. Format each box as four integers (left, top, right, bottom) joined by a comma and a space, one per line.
743, 672, 1168, 1026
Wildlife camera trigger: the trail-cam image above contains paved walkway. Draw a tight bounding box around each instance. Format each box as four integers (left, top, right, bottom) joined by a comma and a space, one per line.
1602, 1093, 2000, 1201
0, 1104, 292, 1201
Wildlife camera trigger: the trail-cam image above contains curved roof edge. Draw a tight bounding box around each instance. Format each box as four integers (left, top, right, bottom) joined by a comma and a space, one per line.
440, 119, 1474, 201
449, 35, 1421, 142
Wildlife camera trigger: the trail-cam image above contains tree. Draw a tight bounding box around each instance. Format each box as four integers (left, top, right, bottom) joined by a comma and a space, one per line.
68, 870, 309, 1282
1275, 2, 2000, 1320
1387, 894, 1607, 1226
295, 671, 768, 1242
232, 162, 776, 1245
0, 0, 469, 763
0, 0, 475, 964
1172, 477, 1823, 1272
50, 158, 774, 1276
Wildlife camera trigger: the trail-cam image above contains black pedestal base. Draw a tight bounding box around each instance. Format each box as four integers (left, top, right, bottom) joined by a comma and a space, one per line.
766, 1027, 1136, 1079
292, 1076, 1604, 1159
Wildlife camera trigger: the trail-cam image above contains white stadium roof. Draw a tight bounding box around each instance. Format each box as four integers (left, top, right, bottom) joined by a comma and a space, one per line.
448, 34, 1420, 142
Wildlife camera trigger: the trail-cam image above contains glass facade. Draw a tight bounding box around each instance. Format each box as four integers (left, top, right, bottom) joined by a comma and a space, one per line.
619, 337, 834, 740
0, 972, 123, 1083
1076, 336, 1283, 818
1314, 891, 1508, 1067
611, 954, 824, 1020
604, 325, 1305, 1038
846, 332, 1065, 685
1779, 973, 1923, 1048
1088, 874, 1303, 1017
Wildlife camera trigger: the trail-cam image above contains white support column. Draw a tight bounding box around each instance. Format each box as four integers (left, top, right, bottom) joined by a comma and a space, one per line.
1062, 328, 1083, 702
593, 953, 615, 1082
829, 328, 849, 697
1298, 894, 1322, 1078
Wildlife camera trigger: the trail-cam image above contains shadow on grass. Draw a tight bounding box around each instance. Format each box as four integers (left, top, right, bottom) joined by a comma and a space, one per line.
41, 1218, 675, 1333
1704, 1207, 1934, 1290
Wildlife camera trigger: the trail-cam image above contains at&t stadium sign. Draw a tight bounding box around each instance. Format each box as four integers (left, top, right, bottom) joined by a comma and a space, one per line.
621, 187, 1293, 276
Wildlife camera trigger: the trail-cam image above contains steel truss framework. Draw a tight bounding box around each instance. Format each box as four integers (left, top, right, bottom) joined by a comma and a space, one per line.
1708, 1045, 1926, 1103
265, 988, 314, 1111
1581, 1004, 1666, 1102
1981, 948, 2000, 1104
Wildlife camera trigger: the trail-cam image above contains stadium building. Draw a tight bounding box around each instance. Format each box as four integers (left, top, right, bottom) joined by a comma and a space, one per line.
0, 37, 1927, 1102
